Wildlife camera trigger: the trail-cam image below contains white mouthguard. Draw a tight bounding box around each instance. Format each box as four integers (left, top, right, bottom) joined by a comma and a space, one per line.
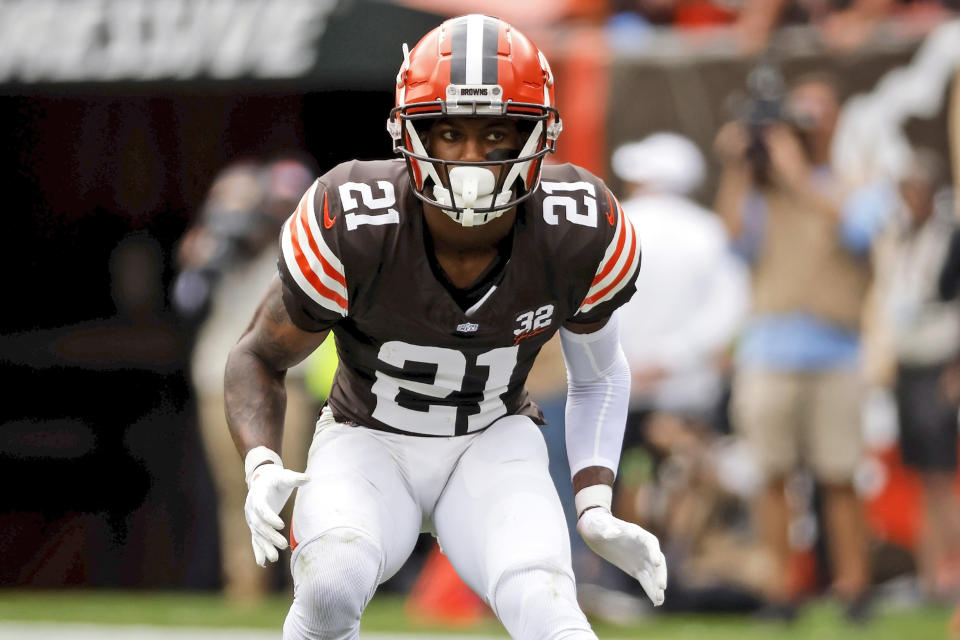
432, 166, 511, 227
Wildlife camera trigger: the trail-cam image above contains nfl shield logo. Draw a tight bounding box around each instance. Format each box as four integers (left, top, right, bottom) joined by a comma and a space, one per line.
456, 322, 479, 333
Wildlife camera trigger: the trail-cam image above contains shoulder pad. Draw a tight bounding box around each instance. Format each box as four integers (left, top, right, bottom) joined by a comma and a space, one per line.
319, 159, 409, 233
529, 165, 640, 322
279, 180, 349, 317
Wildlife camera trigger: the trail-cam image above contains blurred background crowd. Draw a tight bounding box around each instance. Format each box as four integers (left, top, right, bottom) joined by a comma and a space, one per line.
2, 0, 960, 634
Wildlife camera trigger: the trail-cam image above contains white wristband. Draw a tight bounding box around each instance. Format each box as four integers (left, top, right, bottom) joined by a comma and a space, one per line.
574, 484, 613, 518
244, 446, 283, 486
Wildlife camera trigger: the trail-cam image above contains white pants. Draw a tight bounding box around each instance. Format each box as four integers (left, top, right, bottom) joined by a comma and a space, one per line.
285, 408, 595, 640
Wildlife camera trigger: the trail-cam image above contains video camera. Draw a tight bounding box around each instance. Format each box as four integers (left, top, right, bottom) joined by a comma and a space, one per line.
732, 60, 824, 184
171, 164, 274, 322
726, 60, 788, 185
743, 62, 786, 181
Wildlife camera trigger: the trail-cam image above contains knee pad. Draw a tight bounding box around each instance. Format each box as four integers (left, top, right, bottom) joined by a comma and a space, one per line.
283, 529, 382, 640
492, 566, 596, 640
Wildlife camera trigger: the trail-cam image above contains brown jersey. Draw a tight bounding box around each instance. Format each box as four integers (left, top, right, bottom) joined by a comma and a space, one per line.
278, 159, 640, 436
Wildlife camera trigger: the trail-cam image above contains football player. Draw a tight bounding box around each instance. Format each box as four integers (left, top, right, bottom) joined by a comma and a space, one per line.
224, 14, 667, 640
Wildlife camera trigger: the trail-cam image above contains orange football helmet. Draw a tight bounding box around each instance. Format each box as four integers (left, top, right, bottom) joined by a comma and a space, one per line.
387, 14, 562, 226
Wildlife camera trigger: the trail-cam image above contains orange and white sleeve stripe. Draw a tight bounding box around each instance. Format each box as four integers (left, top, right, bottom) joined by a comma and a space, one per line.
280, 182, 349, 316
577, 193, 640, 315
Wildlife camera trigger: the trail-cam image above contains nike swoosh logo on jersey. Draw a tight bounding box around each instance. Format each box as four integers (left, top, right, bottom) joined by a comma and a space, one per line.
322, 192, 337, 229
605, 191, 616, 226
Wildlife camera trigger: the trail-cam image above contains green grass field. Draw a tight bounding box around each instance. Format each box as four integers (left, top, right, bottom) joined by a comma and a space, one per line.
0, 590, 954, 639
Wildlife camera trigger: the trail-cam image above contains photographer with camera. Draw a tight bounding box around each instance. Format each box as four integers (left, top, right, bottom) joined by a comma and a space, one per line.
173, 156, 331, 603
713, 73, 892, 623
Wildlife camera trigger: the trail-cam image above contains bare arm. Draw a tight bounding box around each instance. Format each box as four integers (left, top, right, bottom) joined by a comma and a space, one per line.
714, 164, 754, 239
733, 0, 790, 54
712, 122, 754, 239
224, 275, 330, 460
572, 466, 616, 494
821, 0, 897, 52
762, 125, 844, 225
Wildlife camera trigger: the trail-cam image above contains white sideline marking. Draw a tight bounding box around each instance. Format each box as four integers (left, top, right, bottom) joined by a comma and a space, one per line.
0, 621, 509, 639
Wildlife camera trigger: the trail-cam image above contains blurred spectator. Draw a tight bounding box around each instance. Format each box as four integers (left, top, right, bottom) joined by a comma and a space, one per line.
390, 0, 607, 29
598, 132, 764, 615
873, 147, 960, 602
609, 0, 682, 26
8, 231, 206, 588
608, 0, 955, 54
725, 0, 832, 53
172, 155, 328, 603
608, 0, 744, 39
612, 132, 749, 425
674, 1, 741, 28
733, 0, 954, 54
820, 0, 957, 51
712, 73, 891, 622
43, 232, 187, 372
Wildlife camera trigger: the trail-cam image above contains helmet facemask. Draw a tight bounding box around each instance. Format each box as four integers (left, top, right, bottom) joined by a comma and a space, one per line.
389, 104, 560, 227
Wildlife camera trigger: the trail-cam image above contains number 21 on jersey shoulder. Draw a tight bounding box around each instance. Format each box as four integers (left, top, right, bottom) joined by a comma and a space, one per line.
540, 181, 597, 228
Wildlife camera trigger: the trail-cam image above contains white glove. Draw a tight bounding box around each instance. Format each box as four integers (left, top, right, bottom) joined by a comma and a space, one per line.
243, 446, 309, 567
575, 485, 668, 606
